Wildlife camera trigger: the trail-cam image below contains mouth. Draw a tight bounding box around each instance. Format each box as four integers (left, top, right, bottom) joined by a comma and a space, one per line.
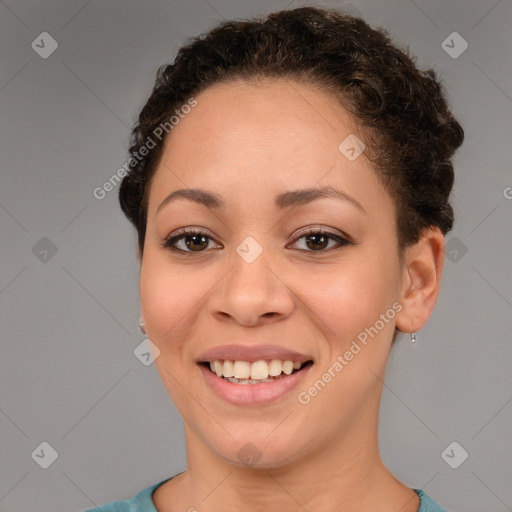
199, 359, 314, 384
197, 358, 314, 405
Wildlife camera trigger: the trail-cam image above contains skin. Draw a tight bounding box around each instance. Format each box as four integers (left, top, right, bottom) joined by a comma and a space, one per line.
139, 78, 445, 512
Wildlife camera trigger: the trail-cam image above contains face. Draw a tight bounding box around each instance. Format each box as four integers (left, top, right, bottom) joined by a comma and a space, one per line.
139, 78, 405, 468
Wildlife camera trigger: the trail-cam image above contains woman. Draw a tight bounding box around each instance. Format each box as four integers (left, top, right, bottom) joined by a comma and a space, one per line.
88, 6, 463, 511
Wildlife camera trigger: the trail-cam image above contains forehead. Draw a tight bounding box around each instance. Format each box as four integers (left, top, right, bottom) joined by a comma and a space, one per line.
162, 78, 360, 160
147, 79, 391, 215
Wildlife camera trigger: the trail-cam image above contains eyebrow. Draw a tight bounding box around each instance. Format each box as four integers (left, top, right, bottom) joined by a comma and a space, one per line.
156, 186, 366, 214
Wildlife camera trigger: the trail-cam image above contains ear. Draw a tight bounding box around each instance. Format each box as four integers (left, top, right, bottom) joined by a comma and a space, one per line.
395, 227, 446, 334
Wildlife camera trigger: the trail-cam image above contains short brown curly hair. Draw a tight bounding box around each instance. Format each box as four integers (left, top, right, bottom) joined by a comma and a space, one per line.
119, 6, 464, 256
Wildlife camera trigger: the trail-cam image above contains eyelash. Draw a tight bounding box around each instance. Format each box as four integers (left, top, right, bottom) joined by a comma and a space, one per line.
160, 227, 351, 255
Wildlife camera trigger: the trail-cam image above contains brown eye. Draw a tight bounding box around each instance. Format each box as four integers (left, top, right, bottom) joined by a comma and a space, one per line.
162, 230, 219, 253
162, 228, 350, 255
304, 232, 330, 251
290, 229, 350, 253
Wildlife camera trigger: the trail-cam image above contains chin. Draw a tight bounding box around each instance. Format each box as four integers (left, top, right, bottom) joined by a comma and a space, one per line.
210, 432, 308, 471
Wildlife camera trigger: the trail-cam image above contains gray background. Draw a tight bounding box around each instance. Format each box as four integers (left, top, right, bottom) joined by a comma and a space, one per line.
1, 1, 511, 511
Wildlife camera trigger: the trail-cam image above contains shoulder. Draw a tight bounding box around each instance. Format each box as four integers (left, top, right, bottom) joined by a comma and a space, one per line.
83, 477, 173, 512
414, 489, 449, 512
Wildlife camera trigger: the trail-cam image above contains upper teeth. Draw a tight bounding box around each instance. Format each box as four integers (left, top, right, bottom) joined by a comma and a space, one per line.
209, 360, 303, 380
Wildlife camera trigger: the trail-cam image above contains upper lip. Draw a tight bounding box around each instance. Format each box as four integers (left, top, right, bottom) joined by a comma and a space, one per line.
197, 344, 314, 363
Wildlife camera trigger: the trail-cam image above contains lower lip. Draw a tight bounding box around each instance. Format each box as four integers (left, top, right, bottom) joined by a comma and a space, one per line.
199, 363, 312, 405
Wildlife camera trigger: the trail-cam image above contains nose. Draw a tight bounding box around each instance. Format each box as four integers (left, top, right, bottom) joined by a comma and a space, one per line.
208, 243, 295, 327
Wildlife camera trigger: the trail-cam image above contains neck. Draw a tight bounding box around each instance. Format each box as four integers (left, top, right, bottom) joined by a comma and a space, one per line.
157, 408, 418, 512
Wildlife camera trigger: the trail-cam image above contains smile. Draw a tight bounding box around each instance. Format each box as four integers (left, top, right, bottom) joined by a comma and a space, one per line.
203, 359, 312, 383
198, 359, 314, 405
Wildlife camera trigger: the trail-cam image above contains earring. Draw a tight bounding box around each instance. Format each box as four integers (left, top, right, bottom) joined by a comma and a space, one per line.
139, 318, 146, 335
411, 332, 416, 343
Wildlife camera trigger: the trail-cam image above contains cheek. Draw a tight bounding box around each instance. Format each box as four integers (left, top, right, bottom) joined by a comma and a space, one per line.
139, 255, 201, 345
139, 256, 203, 411
300, 255, 397, 344
294, 258, 398, 424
